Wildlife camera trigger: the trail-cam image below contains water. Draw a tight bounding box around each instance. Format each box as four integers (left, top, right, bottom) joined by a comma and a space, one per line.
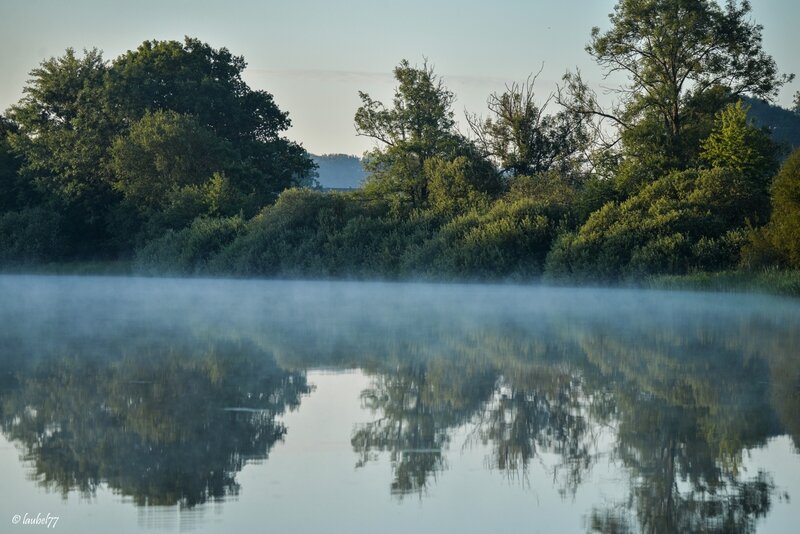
0, 275, 798, 533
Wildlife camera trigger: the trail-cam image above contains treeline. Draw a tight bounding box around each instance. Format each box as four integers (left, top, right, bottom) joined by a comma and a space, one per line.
0, 38, 315, 263
2, 1, 800, 281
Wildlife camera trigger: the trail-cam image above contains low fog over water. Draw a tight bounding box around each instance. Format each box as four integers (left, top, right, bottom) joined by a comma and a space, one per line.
3, 275, 797, 360
0, 275, 798, 533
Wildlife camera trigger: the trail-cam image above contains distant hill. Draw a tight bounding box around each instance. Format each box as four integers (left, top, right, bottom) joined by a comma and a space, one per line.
744, 96, 800, 153
310, 154, 366, 190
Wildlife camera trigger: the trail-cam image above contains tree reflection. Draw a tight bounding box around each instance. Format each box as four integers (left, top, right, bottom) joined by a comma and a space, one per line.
352, 361, 495, 497
473, 368, 595, 495
578, 318, 785, 534
0, 339, 309, 507
1, 280, 799, 531
345, 309, 797, 530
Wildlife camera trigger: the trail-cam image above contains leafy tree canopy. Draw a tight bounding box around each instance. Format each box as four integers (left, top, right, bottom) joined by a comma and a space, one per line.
355, 60, 499, 207
561, 0, 792, 185
468, 74, 590, 179
5, 38, 314, 255
764, 149, 800, 267
106, 37, 290, 143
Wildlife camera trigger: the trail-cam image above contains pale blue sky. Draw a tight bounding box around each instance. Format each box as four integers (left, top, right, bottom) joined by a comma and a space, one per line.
1, 0, 797, 155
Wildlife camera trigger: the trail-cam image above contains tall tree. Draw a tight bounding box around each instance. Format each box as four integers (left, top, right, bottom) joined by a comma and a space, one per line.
107, 38, 317, 212
560, 0, 792, 182
106, 37, 291, 143
7, 48, 117, 253
7, 38, 315, 256
468, 74, 590, 179
355, 60, 496, 206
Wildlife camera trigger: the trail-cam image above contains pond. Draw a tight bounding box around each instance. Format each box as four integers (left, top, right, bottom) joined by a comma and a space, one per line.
0, 275, 798, 533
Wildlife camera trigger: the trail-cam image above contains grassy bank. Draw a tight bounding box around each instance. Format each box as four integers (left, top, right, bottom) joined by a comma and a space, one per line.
646, 269, 800, 298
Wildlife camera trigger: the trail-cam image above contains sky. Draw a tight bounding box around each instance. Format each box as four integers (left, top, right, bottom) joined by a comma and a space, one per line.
1, 0, 798, 156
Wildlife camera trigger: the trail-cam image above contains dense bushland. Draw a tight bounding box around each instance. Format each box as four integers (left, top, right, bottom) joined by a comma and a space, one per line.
2, 2, 799, 283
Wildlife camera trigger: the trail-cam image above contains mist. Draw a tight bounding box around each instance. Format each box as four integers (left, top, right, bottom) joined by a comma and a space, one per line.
1, 274, 799, 533
2, 274, 798, 367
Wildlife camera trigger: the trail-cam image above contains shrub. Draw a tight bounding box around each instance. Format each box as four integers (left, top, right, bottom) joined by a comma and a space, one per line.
0, 207, 64, 264
740, 225, 784, 271
543, 167, 758, 280
410, 197, 567, 279
208, 189, 387, 276
134, 215, 245, 274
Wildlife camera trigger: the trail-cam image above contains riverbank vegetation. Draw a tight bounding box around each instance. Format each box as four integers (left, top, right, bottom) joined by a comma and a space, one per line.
1, 0, 799, 289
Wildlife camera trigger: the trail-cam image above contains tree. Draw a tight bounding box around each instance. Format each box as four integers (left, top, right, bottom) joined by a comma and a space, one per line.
111, 111, 231, 210
355, 60, 495, 206
106, 37, 316, 212
108, 110, 248, 239
6, 48, 118, 254
765, 149, 800, 267
107, 37, 287, 142
543, 105, 779, 282
560, 0, 792, 180
701, 101, 777, 178
0, 116, 31, 213
794, 91, 800, 115
468, 74, 589, 179
6, 38, 315, 257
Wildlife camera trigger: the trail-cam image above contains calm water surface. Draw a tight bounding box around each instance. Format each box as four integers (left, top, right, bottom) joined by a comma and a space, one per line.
0, 275, 798, 533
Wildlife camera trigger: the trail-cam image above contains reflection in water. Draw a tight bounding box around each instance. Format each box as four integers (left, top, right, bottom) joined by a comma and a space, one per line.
352, 363, 495, 496
0, 337, 309, 506
0, 276, 798, 532
475, 368, 595, 494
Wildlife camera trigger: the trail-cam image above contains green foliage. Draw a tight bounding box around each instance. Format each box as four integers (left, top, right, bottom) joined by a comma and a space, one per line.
0, 28, 792, 282
740, 225, 783, 271
612, 87, 735, 193
545, 103, 780, 281
4, 38, 314, 258
701, 101, 777, 181
545, 166, 763, 280
136, 183, 567, 280
425, 156, 491, 216
0, 207, 64, 264
765, 149, 800, 267
133, 215, 245, 275
356, 60, 498, 207
0, 117, 37, 215
110, 111, 232, 212
6, 48, 118, 253
107, 37, 287, 143
410, 197, 567, 279
206, 189, 390, 277
563, 0, 791, 191
468, 77, 589, 178
572, 174, 618, 224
